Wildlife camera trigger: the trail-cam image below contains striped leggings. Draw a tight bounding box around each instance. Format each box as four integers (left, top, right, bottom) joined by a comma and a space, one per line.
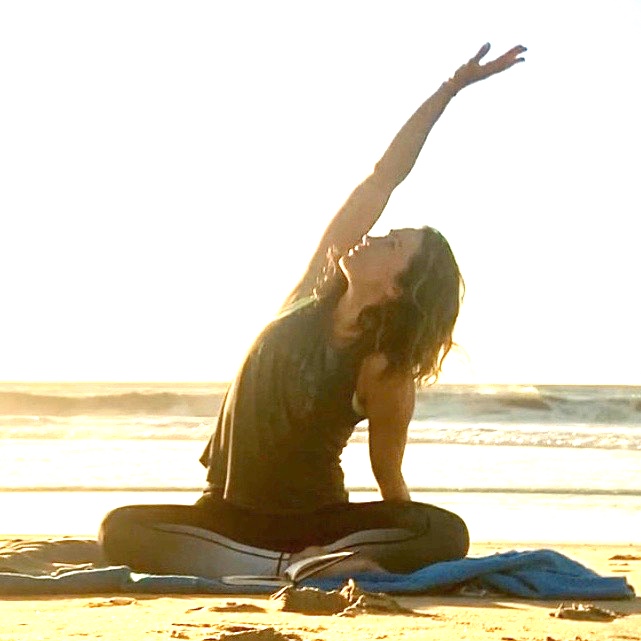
99, 494, 469, 579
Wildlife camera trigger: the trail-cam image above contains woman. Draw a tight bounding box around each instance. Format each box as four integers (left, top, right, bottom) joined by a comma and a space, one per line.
100, 42, 526, 578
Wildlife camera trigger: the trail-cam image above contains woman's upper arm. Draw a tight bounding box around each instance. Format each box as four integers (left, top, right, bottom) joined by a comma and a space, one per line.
280, 173, 394, 309
358, 354, 415, 500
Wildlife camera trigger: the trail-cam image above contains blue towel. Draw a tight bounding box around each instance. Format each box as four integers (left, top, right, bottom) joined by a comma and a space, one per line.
0, 549, 634, 599
309, 549, 636, 600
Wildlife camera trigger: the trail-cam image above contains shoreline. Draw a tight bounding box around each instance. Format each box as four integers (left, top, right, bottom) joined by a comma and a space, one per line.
3, 490, 640, 545
0, 538, 639, 641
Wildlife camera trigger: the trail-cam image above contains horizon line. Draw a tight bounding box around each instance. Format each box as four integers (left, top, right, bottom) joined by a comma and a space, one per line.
1, 381, 640, 388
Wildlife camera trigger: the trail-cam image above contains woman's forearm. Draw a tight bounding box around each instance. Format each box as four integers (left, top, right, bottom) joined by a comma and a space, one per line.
373, 79, 459, 191
373, 43, 526, 192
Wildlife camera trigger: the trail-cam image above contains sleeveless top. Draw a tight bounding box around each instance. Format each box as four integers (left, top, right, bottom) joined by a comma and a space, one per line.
199, 298, 366, 514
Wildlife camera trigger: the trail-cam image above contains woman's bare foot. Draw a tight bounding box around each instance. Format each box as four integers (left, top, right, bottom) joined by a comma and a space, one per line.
287, 546, 386, 578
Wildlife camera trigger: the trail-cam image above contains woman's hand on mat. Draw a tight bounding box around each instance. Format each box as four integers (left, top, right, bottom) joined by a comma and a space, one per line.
449, 43, 527, 92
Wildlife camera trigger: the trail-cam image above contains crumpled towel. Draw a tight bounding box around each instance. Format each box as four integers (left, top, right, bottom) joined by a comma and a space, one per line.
0, 538, 108, 576
310, 548, 636, 600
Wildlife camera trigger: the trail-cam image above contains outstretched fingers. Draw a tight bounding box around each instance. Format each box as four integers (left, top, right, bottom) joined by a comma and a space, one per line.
497, 44, 527, 65
452, 42, 527, 90
472, 42, 492, 64
484, 45, 527, 74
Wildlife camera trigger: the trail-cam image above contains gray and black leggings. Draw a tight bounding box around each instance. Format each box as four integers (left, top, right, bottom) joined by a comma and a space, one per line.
99, 495, 469, 579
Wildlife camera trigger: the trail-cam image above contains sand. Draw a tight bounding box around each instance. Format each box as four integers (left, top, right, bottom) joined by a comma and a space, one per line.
0, 539, 639, 641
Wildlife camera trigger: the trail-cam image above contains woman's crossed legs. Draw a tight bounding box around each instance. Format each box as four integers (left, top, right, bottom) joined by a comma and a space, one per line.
99, 495, 469, 579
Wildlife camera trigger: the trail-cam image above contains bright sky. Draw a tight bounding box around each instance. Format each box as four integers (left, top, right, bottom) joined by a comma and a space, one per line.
1, 0, 639, 384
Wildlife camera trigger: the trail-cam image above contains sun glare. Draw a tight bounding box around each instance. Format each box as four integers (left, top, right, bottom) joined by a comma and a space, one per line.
0, 1, 639, 384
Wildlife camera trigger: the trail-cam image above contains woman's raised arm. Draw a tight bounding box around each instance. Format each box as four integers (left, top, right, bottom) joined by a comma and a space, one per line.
283, 43, 526, 307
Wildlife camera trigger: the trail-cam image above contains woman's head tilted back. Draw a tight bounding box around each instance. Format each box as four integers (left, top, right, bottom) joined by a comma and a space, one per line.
317, 226, 464, 385
385, 226, 463, 384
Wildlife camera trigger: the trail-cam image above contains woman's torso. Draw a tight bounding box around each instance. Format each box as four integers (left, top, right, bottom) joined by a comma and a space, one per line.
200, 300, 366, 514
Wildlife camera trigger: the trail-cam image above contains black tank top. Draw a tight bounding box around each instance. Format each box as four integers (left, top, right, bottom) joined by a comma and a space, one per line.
199, 299, 365, 514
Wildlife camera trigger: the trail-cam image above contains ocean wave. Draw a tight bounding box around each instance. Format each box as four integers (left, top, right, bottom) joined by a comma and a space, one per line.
353, 422, 641, 450
0, 391, 224, 417
2, 384, 641, 453
0, 415, 215, 440
3, 385, 641, 425
1, 419, 640, 450
413, 386, 641, 426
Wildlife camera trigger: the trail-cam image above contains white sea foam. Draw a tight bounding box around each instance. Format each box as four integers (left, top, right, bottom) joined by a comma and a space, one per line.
2, 416, 640, 450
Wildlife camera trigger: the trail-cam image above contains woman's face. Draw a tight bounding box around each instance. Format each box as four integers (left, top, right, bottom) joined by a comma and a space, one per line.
339, 228, 424, 298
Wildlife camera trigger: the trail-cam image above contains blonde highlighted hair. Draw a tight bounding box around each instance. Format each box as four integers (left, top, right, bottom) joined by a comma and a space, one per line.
315, 226, 464, 385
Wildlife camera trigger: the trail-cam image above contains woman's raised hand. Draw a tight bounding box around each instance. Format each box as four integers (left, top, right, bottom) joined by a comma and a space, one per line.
450, 43, 527, 92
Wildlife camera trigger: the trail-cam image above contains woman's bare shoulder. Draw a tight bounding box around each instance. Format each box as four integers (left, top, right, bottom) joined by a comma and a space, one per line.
356, 353, 415, 410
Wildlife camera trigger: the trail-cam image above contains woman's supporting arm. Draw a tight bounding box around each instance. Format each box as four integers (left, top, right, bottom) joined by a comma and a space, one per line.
284, 43, 526, 306
358, 354, 416, 502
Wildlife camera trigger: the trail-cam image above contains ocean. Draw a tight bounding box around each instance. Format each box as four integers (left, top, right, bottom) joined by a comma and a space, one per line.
1, 382, 640, 543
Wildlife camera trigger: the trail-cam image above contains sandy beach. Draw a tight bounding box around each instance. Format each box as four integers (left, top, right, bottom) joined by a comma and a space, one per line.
1, 539, 639, 641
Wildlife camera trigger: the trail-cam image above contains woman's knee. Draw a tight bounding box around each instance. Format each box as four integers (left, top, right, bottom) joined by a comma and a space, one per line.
426, 505, 470, 559
391, 501, 469, 553
99, 505, 132, 540
98, 505, 144, 564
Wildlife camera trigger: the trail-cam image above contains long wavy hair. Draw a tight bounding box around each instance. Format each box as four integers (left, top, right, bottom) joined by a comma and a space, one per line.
315, 226, 464, 386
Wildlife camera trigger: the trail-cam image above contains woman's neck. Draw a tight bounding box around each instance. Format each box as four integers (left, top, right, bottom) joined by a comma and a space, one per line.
331, 286, 384, 346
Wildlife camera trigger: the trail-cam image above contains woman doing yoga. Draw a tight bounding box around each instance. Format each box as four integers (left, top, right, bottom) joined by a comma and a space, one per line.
99, 42, 526, 578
